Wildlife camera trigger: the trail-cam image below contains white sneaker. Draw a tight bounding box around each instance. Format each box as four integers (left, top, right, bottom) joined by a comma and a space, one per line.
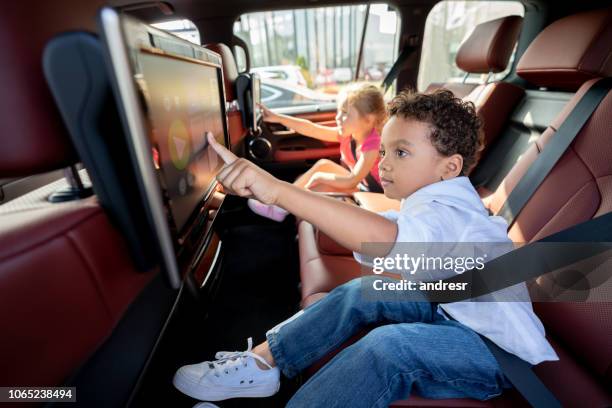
173, 338, 281, 401
193, 403, 220, 408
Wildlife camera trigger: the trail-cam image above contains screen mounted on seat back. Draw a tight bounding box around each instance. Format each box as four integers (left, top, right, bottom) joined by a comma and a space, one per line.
140, 52, 225, 231
99, 8, 229, 288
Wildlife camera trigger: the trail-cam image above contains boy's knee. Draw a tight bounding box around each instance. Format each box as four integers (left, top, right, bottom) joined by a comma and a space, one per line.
361, 326, 400, 350
351, 326, 408, 369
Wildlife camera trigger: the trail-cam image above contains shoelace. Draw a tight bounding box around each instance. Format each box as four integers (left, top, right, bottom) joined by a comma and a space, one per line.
203, 337, 274, 379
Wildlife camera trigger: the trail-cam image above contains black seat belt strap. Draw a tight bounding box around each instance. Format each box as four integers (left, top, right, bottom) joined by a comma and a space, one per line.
480, 336, 561, 408
497, 77, 612, 227
381, 43, 417, 93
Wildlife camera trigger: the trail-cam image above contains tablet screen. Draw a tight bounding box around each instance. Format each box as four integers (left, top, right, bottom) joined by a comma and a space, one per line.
138, 51, 226, 232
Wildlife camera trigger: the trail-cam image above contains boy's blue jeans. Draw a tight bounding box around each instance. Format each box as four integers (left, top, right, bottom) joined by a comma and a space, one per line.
266, 277, 511, 407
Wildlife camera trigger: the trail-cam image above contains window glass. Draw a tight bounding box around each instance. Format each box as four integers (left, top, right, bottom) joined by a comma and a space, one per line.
234, 45, 248, 73
151, 19, 201, 45
356, 4, 400, 99
234, 4, 401, 109
417, 1, 524, 91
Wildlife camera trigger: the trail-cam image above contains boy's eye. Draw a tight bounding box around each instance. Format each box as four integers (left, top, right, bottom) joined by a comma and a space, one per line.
379, 149, 386, 157
396, 149, 409, 158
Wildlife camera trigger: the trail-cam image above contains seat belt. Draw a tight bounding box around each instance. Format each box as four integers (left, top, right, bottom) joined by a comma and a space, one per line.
480, 336, 561, 408
431, 211, 612, 408
380, 43, 417, 93
350, 138, 383, 193
431, 211, 612, 302
497, 77, 612, 227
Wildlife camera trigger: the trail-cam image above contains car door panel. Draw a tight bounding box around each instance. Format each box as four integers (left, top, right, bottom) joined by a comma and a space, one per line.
256, 109, 341, 166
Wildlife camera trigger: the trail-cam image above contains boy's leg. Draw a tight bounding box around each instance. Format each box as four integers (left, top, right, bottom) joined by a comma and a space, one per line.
287, 320, 509, 408
265, 277, 438, 378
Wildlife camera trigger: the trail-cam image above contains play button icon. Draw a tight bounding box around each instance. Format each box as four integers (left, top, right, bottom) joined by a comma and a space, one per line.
173, 136, 186, 158
168, 119, 191, 170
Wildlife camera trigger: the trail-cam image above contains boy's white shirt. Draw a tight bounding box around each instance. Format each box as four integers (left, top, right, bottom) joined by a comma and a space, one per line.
353, 176, 559, 365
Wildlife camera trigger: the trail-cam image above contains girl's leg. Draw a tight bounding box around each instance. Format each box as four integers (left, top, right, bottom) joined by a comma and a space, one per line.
287, 321, 509, 408
293, 158, 354, 191
264, 277, 438, 378
248, 159, 355, 221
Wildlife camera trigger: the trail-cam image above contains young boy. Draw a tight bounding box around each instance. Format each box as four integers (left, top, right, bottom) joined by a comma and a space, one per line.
173, 90, 558, 406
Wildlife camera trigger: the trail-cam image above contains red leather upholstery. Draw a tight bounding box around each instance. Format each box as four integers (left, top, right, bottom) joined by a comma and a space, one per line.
483, 78, 612, 242
298, 221, 361, 304
0, 198, 155, 386
516, 8, 612, 91
464, 82, 525, 151
424, 82, 477, 99
426, 16, 526, 169
203, 42, 247, 147
203, 43, 238, 101
0, 0, 106, 177
456, 15, 523, 74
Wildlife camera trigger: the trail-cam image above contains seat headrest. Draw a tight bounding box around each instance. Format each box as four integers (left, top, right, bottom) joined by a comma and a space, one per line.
0, 2, 100, 177
517, 7, 612, 91
204, 43, 239, 101
456, 15, 523, 74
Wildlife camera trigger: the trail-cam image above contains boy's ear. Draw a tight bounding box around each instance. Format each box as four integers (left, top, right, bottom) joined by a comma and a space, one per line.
443, 154, 463, 179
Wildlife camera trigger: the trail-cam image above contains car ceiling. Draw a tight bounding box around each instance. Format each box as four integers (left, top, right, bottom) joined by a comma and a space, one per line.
107, 0, 430, 22
108, 0, 610, 30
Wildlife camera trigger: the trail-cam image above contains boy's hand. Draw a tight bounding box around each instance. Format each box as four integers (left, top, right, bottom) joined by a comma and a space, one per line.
259, 104, 282, 124
208, 133, 282, 205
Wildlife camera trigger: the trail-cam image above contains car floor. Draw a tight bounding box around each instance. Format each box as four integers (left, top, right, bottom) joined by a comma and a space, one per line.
131, 195, 304, 407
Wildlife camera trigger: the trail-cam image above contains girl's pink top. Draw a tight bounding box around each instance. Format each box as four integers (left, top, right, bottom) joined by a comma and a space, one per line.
338, 128, 382, 188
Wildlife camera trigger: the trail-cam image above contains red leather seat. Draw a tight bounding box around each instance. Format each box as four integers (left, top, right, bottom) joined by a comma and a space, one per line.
426, 15, 525, 160
204, 43, 249, 149
0, 1, 155, 388
297, 7, 612, 407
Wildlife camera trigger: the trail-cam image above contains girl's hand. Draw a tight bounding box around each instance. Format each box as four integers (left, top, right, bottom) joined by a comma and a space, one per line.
259, 104, 282, 124
305, 172, 335, 189
207, 133, 283, 205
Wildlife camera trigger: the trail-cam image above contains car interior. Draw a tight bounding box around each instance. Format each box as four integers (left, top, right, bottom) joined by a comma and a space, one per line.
0, 0, 611, 407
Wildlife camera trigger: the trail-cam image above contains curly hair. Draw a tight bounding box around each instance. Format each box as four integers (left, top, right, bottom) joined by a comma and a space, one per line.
387, 89, 484, 175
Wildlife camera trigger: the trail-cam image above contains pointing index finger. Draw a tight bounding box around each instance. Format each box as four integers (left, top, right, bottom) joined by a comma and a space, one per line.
207, 132, 237, 165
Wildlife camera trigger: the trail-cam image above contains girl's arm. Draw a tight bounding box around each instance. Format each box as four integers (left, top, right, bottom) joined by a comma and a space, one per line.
306, 149, 379, 190
261, 104, 339, 142
208, 134, 397, 255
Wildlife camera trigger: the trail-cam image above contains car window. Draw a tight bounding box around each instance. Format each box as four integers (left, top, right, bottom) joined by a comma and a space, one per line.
355, 4, 400, 99
151, 19, 200, 45
234, 4, 401, 110
417, 1, 524, 91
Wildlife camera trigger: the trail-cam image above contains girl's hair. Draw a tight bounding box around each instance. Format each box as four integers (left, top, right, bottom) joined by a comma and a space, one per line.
339, 83, 387, 130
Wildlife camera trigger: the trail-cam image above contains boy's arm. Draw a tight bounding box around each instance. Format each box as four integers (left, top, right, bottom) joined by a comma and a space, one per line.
276, 182, 397, 254
208, 134, 397, 255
